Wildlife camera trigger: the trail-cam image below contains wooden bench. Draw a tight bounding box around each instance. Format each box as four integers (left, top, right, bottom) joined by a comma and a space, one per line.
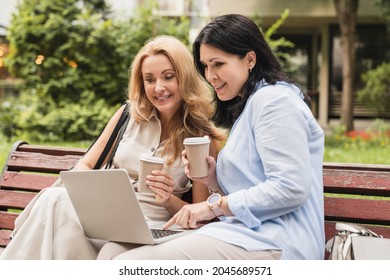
323, 162, 390, 258
1, 141, 390, 258
0, 141, 86, 255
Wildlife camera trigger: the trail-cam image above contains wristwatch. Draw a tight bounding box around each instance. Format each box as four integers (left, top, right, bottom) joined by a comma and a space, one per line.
207, 193, 224, 219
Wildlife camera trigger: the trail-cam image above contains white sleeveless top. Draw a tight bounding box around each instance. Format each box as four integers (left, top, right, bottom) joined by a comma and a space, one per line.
112, 109, 190, 222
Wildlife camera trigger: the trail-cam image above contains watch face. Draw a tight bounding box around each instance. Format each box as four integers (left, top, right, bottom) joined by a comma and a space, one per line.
208, 194, 219, 204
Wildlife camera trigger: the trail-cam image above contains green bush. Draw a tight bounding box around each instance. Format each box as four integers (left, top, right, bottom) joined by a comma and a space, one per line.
0, 95, 21, 140
357, 63, 390, 114
1, 90, 117, 142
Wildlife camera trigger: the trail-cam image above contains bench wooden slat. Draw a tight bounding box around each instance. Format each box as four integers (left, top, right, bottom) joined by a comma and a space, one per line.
324, 196, 390, 225
323, 162, 390, 172
0, 228, 13, 248
0, 171, 58, 191
0, 211, 18, 231
323, 169, 390, 196
6, 151, 82, 173
17, 144, 86, 156
0, 190, 37, 210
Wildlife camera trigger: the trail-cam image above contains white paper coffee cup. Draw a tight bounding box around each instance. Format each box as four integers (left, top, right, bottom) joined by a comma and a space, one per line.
138, 154, 165, 193
183, 136, 210, 177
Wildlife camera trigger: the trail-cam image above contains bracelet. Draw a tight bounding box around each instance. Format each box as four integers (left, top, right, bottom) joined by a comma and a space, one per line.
208, 188, 218, 194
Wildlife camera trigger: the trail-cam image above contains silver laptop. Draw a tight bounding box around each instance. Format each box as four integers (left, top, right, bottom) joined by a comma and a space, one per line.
60, 168, 191, 245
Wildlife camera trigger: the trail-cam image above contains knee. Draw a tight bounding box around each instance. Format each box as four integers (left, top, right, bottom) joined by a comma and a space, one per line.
97, 242, 139, 260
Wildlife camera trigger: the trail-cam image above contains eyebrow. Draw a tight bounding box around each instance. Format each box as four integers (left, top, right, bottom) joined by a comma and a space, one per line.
143, 69, 175, 76
200, 57, 221, 64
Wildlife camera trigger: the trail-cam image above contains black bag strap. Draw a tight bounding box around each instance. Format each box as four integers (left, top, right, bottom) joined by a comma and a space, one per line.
105, 110, 130, 169
88, 102, 130, 169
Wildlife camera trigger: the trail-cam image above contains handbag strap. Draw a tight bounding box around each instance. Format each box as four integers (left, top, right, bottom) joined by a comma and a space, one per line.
105, 111, 130, 169
92, 102, 130, 169
335, 222, 383, 238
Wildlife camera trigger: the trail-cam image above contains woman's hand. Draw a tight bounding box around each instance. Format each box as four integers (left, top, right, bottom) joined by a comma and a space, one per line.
163, 202, 216, 229
147, 170, 174, 206
182, 150, 220, 193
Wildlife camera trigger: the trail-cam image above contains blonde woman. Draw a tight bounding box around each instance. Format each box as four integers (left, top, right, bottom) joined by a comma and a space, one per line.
0, 35, 225, 260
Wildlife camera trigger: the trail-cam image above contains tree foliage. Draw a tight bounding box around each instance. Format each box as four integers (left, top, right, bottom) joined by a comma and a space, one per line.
6, 0, 118, 103
2, 0, 290, 142
357, 63, 390, 114
375, 0, 390, 30
356, 0, 390, 115
253, 8, 295, 63
3, 0, 189, 141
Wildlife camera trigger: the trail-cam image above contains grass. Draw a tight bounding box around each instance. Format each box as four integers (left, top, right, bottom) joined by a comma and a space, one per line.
324, 145, 390, 164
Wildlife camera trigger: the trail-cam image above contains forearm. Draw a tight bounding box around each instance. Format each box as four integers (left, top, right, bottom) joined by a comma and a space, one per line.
220, 195, 233, 216
162, 195, 187, 215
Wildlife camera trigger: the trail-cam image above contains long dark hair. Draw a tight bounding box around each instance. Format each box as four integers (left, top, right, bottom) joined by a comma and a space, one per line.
193, 14, 311, 129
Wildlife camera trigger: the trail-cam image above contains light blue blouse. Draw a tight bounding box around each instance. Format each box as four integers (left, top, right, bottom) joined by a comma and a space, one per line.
197, 81, 325, 259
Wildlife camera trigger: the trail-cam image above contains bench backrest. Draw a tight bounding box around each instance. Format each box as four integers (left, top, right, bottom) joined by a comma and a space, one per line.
323, 162, 390, 252
1, 141, 390, 258
0, 141, 86, 251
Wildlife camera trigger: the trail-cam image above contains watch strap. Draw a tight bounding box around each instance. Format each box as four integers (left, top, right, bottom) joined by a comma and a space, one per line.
210, 204, 224, 218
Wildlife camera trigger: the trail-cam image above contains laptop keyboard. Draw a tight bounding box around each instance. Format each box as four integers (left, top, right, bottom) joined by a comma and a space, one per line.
151, 229, 182, 239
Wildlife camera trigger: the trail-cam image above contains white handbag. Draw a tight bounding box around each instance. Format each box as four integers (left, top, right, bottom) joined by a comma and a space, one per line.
325, 223, 384, 260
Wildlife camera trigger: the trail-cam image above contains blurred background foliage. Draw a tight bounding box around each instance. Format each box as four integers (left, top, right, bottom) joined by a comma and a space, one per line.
0, 0, 293, 142
0, 0, 191, 142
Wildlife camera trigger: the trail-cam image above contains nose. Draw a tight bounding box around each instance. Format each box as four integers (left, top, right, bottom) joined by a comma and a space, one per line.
155, 80, 165, 93
205, 68, 216, 82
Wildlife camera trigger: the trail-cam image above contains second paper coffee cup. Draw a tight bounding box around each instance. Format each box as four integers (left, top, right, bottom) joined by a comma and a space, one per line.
183, 136, 210, 177
138, 154, 165, 193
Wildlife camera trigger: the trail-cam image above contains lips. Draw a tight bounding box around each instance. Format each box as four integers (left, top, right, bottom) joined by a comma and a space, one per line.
213, 82, 226, 92
155, 94, 172, 101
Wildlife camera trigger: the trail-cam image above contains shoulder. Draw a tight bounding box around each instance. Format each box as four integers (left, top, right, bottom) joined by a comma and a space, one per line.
247, 82, 309, 114
252, 81, 299, 101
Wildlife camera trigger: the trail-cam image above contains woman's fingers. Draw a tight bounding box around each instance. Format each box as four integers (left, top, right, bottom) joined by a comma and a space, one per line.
146, 170, 173, 192
163, 203, 213, 229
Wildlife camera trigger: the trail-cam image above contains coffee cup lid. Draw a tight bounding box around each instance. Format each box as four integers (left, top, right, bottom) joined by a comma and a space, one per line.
183, 136, 210, 145
139, 154, 165, 164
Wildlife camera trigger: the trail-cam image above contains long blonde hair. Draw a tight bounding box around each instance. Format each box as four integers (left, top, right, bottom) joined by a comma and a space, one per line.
127, 35, 225, 165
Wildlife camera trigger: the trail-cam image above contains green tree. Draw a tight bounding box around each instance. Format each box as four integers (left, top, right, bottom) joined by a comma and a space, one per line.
3, 0, 189, 142
6, 0, 122, 103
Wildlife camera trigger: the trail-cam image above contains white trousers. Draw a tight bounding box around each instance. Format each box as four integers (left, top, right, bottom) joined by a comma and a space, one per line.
1, 188, 281, 260
0, 188, 104, 260
98, 234, 282, 260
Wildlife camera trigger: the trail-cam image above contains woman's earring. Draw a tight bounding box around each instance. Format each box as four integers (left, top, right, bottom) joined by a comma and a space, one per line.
249, 68, 252, 73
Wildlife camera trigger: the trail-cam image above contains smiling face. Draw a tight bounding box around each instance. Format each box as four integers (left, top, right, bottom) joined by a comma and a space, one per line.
142, 54, 182, 119
199, 44, 255, 101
